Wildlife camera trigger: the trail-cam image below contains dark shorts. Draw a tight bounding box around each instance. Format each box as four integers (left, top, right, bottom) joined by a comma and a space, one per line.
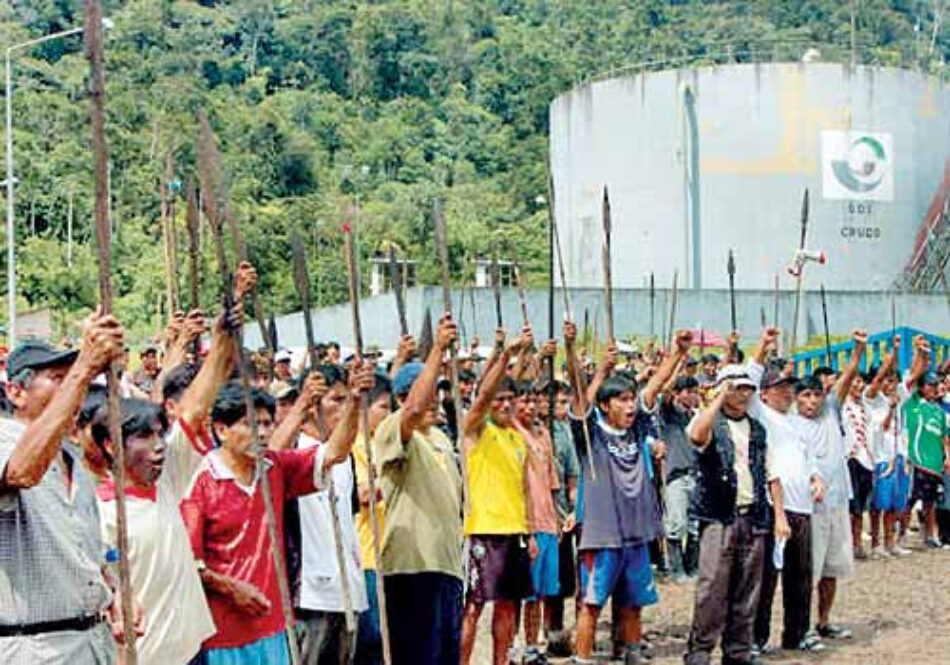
911, 468, 945, 506
848, 459, 874, 516
385, 572, 462, 665
557, 530, 577, 599
465, 534, 532, 604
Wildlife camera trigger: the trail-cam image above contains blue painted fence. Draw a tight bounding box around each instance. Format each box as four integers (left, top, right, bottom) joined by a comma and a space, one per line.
793, 327, 950, 376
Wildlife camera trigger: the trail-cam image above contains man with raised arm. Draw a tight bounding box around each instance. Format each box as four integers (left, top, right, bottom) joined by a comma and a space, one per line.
371, 315, 464, 665
94, 264, 256, 665
791, 329, 867, 642
684, 360, 787, 665
460, 325, 535, 665
564, 321, 687, 665
0, 311, 125, 663
746, 328, 824, 656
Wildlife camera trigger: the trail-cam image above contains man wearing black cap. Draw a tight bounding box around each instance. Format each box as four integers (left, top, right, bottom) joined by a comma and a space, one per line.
747, 329, 824, 655
0, 311, 125, 663
132, 344, 160, 394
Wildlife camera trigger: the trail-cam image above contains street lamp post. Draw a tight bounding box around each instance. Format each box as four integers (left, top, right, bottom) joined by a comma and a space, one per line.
5, 23, 111, 343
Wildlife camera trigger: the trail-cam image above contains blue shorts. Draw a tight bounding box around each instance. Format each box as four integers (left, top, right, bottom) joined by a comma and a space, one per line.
202, 631, 290, 665
528, 532, 560, 600
578, 544, 658, 609
872, 456, 910, 512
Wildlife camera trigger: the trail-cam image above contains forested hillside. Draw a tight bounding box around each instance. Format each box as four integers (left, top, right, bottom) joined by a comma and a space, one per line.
1, 0, 947, 338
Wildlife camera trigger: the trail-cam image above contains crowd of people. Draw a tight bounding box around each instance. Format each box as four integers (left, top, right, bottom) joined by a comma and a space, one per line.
1, 259, 949, 665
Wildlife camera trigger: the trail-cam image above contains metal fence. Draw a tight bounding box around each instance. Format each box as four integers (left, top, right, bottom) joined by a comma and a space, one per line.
792, 326, 950, 376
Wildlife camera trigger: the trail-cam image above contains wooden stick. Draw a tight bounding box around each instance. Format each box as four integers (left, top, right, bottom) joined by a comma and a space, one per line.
388, 245, 409, 337
514, 259, 530, 329
546, 169, 556, 432
196, 112, 274, 365
434, 199, 470, 516
491, 254, 503, 329
601, 186, 614, 343
83, 5, 136, 662
551, 209, 573, 322
342, 222, 392, 664
820, 283, 832, 367
185, 179, 201, 311
161, 152, 180, 315
667, 270, 679, 350
196, 114, 301, 665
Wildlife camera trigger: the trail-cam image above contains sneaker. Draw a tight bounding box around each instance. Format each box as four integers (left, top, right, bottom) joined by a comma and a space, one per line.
546, 631, 572, 658
870, 546, 892, 560
853, 546, 869, 560
507, 646, 523, 664
816, 623, 853, 639
522, 646, 547, 665
925, 537, 943, 549
796, 635, 827, 652
623, 643, 643, 665
888, 544, 912, 557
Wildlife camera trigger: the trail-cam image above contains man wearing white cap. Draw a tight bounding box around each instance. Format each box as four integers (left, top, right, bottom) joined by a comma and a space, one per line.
684, 364, 787, 665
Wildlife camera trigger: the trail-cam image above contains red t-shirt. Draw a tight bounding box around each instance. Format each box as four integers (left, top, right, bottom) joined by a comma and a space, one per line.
180, 446, 322, 649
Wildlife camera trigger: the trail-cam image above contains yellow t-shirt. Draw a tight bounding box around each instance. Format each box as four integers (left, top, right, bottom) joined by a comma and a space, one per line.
463, 421, 528, 536
352, 434, 386, 571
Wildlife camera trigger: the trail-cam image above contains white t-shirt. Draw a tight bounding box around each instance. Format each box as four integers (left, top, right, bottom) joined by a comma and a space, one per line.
97, 421, 216, 665
792, 393, 852, 512
866, 387, 910, 464
747, 363, 819, 515
296, 433, 368, 613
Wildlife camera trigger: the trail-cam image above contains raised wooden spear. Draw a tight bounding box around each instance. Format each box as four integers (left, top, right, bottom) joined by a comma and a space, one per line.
196, 111, 274, 365
161, 152, 180, 315
667, 269, 679, 351
197, 114, 301, 665
601, 186, 614, 343
491, 254, 503, 329
185, 180, 201, 311
84, 3, 136, 660
388, 244, 409, 337
342, 220, 392, 665
434, 199, 470, 514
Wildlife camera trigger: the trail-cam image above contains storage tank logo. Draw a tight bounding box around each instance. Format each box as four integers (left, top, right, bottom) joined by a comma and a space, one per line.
821, 131, 894, 202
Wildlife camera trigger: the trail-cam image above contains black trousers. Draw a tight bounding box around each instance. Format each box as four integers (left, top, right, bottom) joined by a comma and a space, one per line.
685, 515, 765, 665
754, 512, 812, 649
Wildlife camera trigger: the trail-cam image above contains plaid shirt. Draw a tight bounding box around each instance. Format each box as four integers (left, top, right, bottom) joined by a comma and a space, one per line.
0, 417, 114, 662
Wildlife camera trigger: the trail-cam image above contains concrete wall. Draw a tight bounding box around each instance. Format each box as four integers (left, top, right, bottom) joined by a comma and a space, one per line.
549, 63, 950, 292
244, 286, 949, 350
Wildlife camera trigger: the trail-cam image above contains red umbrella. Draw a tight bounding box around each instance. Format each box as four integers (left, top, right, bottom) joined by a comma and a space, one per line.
687, 329, 729, 349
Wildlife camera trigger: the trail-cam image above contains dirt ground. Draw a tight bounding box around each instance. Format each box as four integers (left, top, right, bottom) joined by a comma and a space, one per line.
473, 542, 950, 664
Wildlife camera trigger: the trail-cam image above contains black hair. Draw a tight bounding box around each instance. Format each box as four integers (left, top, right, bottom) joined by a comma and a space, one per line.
731, 348, 746, 363
163, 363, 199, 403
513, 380, 535, 397
596, 374, 636, 407
702, 354, 720, 364
458, 369, 476, 383
91, 398, 169, 448
673, 376, 699, 392
497, 376, 518, 396
796, 376, 824, 394
812, 366, 836, 378
327, 341, 340, 351
78, 383, 109, 429
211, 381, 276, 426
314, 363, 348, 388
369, 372, 392, 404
